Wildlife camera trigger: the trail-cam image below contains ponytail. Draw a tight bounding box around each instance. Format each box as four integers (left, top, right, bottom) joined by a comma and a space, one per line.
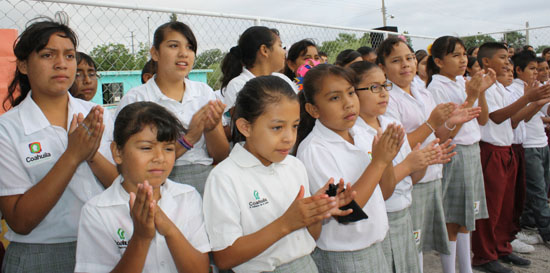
425, 55, 439, 86
220, 26, 279, 93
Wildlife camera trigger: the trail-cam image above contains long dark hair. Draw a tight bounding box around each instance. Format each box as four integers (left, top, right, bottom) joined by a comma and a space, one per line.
296, 64, 354, 150
220, 26, 279, 92
426, 36, 465, 85
3, 18, 78, 111
231, 75, 298, 143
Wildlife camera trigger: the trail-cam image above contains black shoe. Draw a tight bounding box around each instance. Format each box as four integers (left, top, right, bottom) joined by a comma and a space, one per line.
473, 261, 514, 273
499, 253, 531, 267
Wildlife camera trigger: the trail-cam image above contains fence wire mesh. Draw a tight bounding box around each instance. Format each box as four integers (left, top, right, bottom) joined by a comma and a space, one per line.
2, 0, 438, 104
460, 26, 550, 55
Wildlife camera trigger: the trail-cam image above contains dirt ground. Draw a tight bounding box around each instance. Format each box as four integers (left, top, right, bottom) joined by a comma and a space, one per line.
424, 229, 550, 273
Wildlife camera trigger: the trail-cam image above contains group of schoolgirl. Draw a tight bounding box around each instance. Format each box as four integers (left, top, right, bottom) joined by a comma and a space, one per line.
0, 16, 543, 273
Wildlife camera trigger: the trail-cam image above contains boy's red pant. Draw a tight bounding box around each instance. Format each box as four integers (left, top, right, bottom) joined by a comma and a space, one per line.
472, 142, 517, 265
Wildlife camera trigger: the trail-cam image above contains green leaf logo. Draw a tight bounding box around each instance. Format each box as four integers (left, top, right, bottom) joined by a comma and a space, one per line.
253, 190, 260, 200
117, 228, 125, 240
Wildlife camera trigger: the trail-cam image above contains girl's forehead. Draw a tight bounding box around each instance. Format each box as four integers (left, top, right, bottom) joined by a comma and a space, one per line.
360, 69, 386, 83
162, 29, 189, 43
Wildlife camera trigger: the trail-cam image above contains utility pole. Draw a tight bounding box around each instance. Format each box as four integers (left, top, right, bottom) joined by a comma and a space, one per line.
381, 0, 387, 27
130, 31, 135, 55
526, 21, 530, 45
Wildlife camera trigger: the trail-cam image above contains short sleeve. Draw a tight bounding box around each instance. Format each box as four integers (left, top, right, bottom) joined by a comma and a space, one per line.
202, 167, 244, 251
114, 89, 139, 118
221, 80, 243, 126
0, 126, 33, 196
297, 143, 345, 194
384, 95, 404, 123
428, 82, 450, 105
485, 86, 505, 114
75, 203, 120, 273
179, 190, 211, 253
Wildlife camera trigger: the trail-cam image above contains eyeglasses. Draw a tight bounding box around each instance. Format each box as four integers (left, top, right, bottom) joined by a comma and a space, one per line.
75, 71, 99, 81
355, 82, 393, 93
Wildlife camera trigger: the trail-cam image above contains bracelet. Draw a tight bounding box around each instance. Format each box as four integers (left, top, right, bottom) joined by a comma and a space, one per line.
177, 135, 194, 150
425, 121, 435, 133
444, 121, 456, 130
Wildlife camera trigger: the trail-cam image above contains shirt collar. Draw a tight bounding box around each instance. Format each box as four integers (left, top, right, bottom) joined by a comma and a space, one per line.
96, 175, 192, 207
19, 91, 82, 135
312, 119, 359, 143
147, 76, 201, 103
230, 143, 290, 168
356, 115, 391, 135
432, 74, 454, 83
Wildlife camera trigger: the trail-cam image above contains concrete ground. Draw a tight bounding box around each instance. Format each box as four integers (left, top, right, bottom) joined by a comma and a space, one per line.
424, 229, 550, 273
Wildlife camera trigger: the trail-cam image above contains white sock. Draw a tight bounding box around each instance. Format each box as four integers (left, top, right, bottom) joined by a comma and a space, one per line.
418, 252, 424, 273
457, 233, 473, 273
440, 240, 457, 273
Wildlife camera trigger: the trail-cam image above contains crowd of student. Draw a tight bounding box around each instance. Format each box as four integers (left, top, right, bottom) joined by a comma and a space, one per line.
0, 17, 550, 273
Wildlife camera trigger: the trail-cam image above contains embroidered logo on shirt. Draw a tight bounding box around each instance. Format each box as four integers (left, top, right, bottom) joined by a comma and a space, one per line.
25, 141, 52, 165
249, 190, 269, 208
474, 201, 480, 215
413, 229, 422, 245
367, 151, 373, 160
115, 228, 128, 249
29, 142, 42, 153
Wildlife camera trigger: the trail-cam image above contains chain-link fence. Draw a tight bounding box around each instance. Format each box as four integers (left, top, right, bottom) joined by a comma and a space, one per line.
459, 26, 550, 54
2, 0, 437, 104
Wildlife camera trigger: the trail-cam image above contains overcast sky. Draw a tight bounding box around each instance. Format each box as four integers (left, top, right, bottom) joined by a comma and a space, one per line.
114, 0, 549, 37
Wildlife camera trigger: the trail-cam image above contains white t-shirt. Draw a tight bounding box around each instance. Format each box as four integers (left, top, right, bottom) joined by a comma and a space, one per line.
116, 77, 217, 166
203, 144, 316, 273
480, 82, 514, 146
355, 116, 413, 212
220, 68, 298, 126
0, 92, 113, 243
384, 81, 443, 183
428, 75, 481, 145
504, 79, 526, 145
413, 75, 426, 89
508, 79, 549, 148
75, 176, 210, 273
296, 119, 389, 251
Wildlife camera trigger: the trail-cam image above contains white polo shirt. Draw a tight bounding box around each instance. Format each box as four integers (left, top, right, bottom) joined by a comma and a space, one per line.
203, 144, 316, 273
220, 68, 298, 126
296, 120, 389, 251
479, 82, 514, 146
508, 79, 549, 148
116, 77, 216, 166
355, 116, 413, 212
0, 91, 113, 243
75, 176, 210, 273
428, 75, 481, 145
504, 79, 526, 145
384, 81, 443, 183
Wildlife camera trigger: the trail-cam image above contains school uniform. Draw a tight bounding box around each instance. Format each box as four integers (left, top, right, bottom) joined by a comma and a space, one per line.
413, 75, 426, 89
75, 176, 210, 272
509, 79, 550, 240
220, 68, 298, 126
472, 82, 518, 266
115, 76, 217, 195
0, 92, 113, 272
384, 81, 450, 255
203, 144, 318, 273
297, 120, 390, 273
355, 116, 420, 273
504, 79, 528, 236
428, 75, 488, 231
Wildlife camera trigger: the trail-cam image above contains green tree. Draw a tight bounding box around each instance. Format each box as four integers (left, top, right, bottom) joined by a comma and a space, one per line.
90, 42, 149, 71
535, 45, 550, 54
319, 33, 372, 63
195, 49, 225, 69
461, 34, 497, 50
501, 31, 526, 49
170, 13, 178, 22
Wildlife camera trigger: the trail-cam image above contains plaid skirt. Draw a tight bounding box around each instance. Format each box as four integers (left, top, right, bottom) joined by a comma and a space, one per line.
441, 143, 488, 230
168, 163, 214, 196
311, 243, 390, 273
2, 241, 76, 273
381, 208, 421, 273
268, 254, 318, 273
410, 179, 450, 255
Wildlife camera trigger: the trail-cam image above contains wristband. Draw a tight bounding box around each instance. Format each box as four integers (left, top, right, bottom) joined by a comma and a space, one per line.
425, 121, 435, 133
177, 135, 194, 150
444, 121, 456, 131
